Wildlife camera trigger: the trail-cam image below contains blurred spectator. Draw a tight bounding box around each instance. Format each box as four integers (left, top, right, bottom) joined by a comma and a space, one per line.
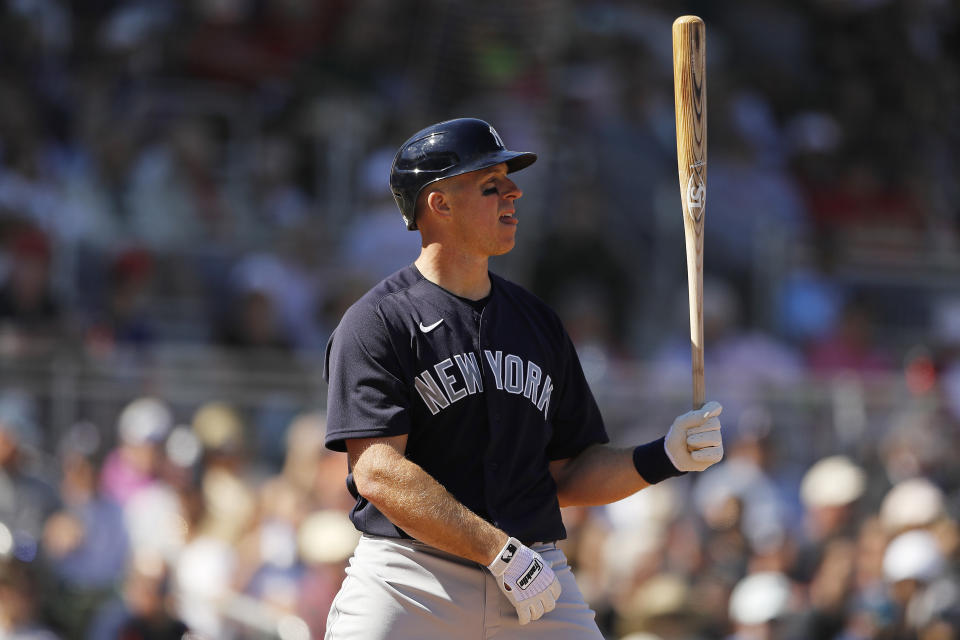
172, 466, 255, 638
805, 537, 859, 638
191, 401, 246, 475
0, 559, 61, 639
774, 235, 847, 346
614, 572, 690, 639
0, 390, 59, 565
84, 248, 157, 353
807, 296, 894, 376
0, 228, 61, 354
270, 411, 351, 513
340, 147, 417, 282
249, 134, 314, 232
934, 298, 960, 425
879, 477, 945, 537
530, 182, 633, 356
104, 399, 189, 569
694, 408, 790, 559
217, 284, 292, 356
225, 252, 323, 354
125, 116, 249, 250
41, 422, 128, 637
706, 90, 809, 275
796, 455, 867, 580
100, 397, 173, 505
726, 571, 801, 640
652, 277, 804, 429
87, 554, 189, 640
882, 529, 960, 638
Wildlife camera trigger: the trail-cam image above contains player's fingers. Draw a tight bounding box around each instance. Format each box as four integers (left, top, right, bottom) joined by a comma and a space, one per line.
529, 598, 545, 622
673, 402, 724, 429
686, 417, 721, 436
542, 578, 560, 613
687, 429, 722, 450
702, 401, 723, 419
690, 445, 723, 463
517, 604, 531, 626
549, 578, 562, 601
542, 594, 557, 614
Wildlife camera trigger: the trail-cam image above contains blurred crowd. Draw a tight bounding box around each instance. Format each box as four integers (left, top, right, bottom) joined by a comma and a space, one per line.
3, 376, 960, 639
0, 0, 959, 638
0, 392, 357, 639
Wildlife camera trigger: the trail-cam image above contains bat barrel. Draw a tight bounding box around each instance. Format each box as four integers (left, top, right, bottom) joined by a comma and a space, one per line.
673, 15, 707, 410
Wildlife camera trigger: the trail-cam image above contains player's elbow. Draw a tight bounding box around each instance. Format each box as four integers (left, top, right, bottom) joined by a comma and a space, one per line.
349, 443, 402, 504
549, 457, 579, 507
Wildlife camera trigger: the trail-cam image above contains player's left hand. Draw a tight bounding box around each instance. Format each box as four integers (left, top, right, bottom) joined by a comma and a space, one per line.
488, 537, 562, 625
664, 401, 723, 472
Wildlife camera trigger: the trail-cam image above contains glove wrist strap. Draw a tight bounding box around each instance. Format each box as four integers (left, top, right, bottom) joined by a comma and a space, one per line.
633, 436, 686, 484
488, 537, 522, 576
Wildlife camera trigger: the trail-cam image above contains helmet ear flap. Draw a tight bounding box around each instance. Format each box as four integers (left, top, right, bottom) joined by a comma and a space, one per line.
393, 189, 417, 230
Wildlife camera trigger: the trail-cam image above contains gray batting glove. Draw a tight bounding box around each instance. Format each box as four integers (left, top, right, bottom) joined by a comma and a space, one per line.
487, 537, 562, 625
665, 401, 724, 472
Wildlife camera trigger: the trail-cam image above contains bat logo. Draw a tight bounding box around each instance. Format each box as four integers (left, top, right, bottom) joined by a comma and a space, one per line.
686, 174, 705, 221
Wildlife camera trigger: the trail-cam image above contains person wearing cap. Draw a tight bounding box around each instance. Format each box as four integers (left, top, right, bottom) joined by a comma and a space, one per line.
99, 397, 174, 506
322, 118, 726, 638
726, 571, 798, 640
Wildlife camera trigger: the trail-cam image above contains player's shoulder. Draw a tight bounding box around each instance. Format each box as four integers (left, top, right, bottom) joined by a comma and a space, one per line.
340, 265, 422, 319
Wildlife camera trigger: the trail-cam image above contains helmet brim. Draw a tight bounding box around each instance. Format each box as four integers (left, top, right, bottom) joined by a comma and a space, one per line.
456, 150, 537, 177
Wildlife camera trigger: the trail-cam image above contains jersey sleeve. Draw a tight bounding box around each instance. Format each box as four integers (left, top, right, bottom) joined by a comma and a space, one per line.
323, 302, 412, 452
545, 330, 610, 460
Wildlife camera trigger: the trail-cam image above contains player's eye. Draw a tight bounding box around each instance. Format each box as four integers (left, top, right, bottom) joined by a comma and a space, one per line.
482, 185, 498, 196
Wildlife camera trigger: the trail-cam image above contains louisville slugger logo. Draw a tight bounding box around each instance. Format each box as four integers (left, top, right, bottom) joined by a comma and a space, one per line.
686, 174, 705, 221
517, 558, 543, 590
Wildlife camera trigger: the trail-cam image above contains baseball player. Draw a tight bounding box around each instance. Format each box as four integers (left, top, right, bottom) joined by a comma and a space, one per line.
323, 118, 724, 639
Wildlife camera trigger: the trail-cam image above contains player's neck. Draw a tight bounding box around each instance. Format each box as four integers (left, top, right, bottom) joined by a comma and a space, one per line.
415, 248, 491, 300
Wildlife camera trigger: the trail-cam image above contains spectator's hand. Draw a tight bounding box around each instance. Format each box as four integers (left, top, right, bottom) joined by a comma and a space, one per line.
665, 401, 724, 472
487, 537, 562, 624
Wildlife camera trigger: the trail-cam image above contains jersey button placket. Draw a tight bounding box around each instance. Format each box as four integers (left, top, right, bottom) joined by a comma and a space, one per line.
478, 306, 503, 522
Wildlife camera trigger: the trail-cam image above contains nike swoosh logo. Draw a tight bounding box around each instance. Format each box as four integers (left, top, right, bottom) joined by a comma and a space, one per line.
418, 319, 444, 333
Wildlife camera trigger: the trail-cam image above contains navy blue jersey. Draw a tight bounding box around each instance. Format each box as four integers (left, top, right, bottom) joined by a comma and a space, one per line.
324, 265, 608, 545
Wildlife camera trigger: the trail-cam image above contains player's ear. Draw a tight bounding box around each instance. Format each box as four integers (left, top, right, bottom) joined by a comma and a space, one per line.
425, 189, 452, 220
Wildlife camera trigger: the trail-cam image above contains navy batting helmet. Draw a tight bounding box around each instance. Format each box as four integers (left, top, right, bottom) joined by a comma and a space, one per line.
389, 118, 537, 230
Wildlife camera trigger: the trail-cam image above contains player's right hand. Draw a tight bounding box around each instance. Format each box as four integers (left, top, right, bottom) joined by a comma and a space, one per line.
665, 400, 724, 472
487, 537, 562, 625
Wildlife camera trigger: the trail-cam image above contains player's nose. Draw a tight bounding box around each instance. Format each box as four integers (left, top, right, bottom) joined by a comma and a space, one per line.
502, 177, 522, 200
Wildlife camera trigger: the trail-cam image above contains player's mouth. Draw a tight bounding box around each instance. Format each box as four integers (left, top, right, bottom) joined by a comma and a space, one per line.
499, 211, 518, 225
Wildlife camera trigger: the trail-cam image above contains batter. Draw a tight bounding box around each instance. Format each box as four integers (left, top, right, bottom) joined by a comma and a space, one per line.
324, 118, 724, 638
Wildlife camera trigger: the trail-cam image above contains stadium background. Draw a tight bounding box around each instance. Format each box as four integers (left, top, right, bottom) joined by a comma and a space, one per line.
0, 1, 958, 638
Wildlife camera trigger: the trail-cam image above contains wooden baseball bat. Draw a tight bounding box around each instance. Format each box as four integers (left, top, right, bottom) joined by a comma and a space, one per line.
673, 15, 707, 410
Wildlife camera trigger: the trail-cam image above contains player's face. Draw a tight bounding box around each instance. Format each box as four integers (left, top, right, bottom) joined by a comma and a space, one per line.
444, 163, 523, 257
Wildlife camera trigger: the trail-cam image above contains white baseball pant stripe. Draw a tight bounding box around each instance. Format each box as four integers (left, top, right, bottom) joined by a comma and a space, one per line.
324, 534, 604, 639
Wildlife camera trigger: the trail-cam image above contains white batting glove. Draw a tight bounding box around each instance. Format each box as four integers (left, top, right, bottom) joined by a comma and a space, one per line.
665, 400, 724, 472
487, 537, 562, 625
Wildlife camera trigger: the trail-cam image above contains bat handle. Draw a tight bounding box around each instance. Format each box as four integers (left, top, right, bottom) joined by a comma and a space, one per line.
692, 343, 704, 410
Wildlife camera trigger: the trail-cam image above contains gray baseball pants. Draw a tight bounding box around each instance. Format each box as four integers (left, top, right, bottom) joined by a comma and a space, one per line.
324, 534, 604, 639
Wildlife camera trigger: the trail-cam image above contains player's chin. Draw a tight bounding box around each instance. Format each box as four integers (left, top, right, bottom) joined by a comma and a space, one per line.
489, 234, 516, 256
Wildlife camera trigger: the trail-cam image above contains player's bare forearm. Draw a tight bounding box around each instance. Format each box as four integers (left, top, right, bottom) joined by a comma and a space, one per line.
549, 444, 651, 507
347, 436, 508, 566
